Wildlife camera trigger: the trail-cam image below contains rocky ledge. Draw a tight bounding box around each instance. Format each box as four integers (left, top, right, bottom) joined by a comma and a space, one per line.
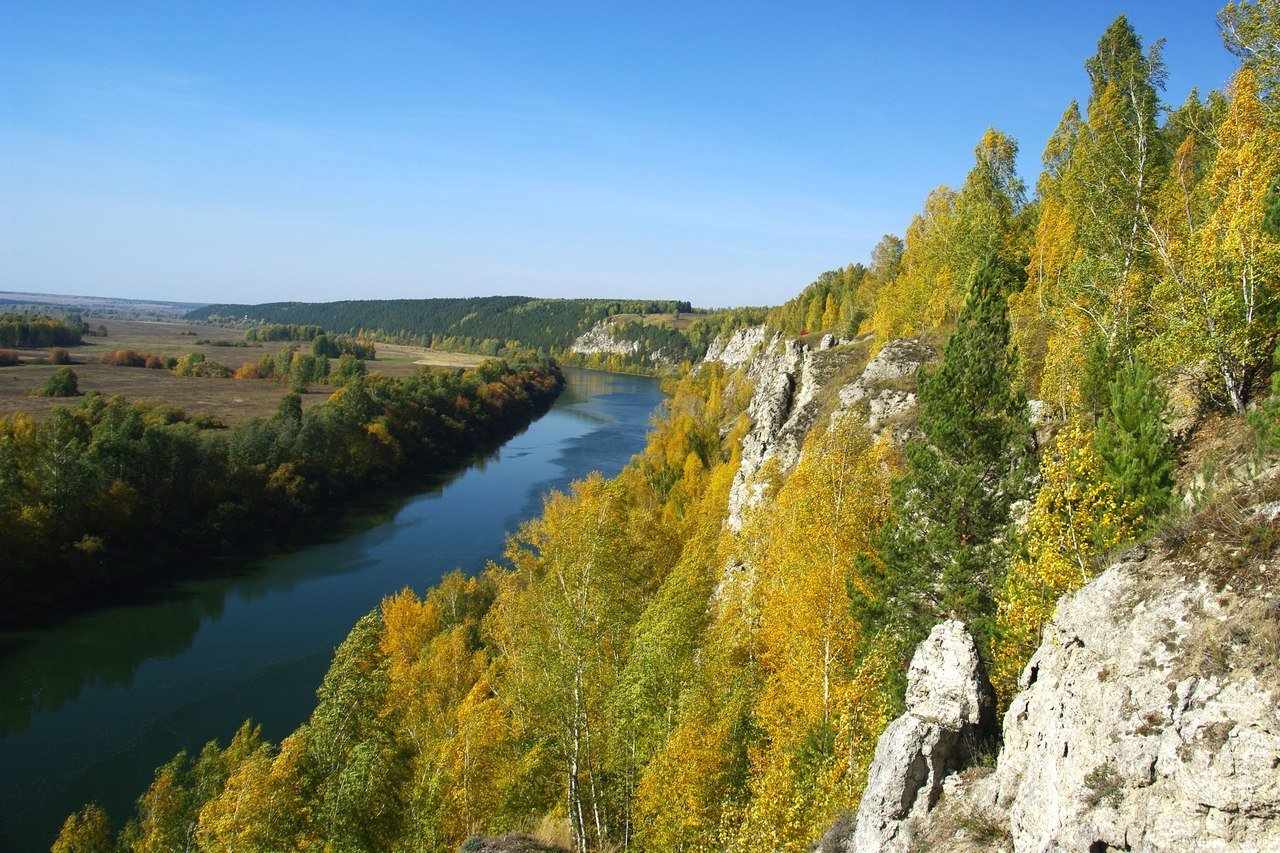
834, 527, 1280, 852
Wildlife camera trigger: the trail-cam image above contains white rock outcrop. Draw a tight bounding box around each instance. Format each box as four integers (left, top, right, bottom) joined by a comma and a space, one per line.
836, 538, 1280, 852
837, 338, 935, 434
983, 549, 1280, 852
570, 320, 643, 357
706, 329, 935, 530
703, 325, 769, 370
847, 621, 995, 853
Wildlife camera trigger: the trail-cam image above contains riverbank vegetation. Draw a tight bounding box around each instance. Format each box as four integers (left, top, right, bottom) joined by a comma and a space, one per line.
0, 357, 563, 626
55, 3, 1280, 850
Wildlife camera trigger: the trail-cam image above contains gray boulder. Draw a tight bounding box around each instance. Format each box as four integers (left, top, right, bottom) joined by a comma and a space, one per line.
848, 620, 994, 852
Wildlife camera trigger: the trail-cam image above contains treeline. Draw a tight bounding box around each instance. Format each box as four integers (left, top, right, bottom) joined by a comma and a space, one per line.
1, 357, 563, 625
189, 296, 693, 355
0, 313, 83, 348
57, 6, 1280, 852
243, 323, 326, 342
766, 264, 871, 339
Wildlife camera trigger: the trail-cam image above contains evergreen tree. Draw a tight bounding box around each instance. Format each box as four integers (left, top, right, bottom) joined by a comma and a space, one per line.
1264, 172, 1280, 237
1093, 357, 1175, 526
877, 254, 1034, 653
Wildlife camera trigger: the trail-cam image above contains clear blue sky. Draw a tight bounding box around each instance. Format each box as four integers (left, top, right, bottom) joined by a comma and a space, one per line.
0, 1, 1241, 308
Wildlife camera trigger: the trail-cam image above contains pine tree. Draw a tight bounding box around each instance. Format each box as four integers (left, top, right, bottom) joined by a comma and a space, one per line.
1265, 174, 1280, 236
877, 253, 1034, 654
1093, 357, 1175, 527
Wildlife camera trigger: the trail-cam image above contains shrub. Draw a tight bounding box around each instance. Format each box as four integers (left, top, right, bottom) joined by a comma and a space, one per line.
172, 352, 232, 378
0, 349, 19, 366
100, 349, 148, 367
955, 808, 1010, 844
1083, 762, 1123, 808
49, 347, 72, 364
35, 367, 80, 397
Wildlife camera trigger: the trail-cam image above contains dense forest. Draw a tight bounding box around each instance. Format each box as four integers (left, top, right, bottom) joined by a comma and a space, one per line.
54, 4, 1280, 852
189, 297, 693, 356
0, 357, 563, 625
0, 313, 83, 348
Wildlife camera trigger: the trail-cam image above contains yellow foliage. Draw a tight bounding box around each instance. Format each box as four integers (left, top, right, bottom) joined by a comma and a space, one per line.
734, 416, 900, 848
992, 421, 1135, 706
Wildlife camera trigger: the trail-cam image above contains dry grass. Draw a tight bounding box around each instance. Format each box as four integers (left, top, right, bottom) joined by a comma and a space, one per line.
0, 363, 329, 423
462, 815, 573, 853
374, 342, 489, 375
0, 320, 491, 423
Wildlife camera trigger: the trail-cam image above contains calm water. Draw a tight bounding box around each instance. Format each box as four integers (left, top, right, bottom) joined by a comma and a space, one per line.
0, 368, 664, 852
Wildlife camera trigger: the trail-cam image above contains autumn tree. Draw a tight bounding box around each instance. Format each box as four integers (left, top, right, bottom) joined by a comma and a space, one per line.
484, 475, 643, 853
1220, 0, 1280, 107
1150, 69, 1280, 412
52, 804, 112, 853
871, 129, 1025, 343
736, 417, 898, 847
992, 421, 1136, 705
1059, 17, 1168, 356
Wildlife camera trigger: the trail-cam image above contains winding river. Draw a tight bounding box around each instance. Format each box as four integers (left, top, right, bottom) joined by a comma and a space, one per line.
0, 368, 665, 852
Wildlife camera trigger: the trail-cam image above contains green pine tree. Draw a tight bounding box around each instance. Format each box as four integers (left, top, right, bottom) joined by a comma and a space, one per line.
875, 253, 1034, 655
1093, 357, 1174, 527
1264, 172, 1280, 237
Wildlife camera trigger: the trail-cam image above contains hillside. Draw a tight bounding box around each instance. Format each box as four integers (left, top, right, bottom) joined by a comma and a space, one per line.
839, 465, 1280, 851
187, 296, 694, 356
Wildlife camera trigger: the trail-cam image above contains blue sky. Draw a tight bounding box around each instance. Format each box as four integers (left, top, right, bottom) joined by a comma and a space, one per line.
0, 1, 1241, 307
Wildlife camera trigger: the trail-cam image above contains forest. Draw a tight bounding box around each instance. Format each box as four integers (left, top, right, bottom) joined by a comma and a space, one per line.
188, 297, 693, 356
0, 313, 84, 348
52, 3, 1280, 851
0, 357, 563, 625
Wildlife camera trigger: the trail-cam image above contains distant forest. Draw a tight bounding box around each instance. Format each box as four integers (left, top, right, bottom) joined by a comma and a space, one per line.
188, 296, 693, 355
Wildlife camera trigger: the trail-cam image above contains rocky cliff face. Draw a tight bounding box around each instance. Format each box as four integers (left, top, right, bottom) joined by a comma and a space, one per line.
569, 320, 645, 358
704, 328, 935, 529
837, 506, 1280, 852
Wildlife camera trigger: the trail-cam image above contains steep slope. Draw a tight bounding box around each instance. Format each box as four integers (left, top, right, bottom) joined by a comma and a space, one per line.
837, 474, 1280, 852
704, 327, 935, 529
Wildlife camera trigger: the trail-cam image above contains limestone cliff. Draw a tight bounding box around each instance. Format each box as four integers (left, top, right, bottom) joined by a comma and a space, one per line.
836, 481, 1280, 852
569, 320, 646, 358
703, 327, 935, 529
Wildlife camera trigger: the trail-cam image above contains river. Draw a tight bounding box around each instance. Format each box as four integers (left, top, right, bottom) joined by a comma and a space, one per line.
0, 367, 665, 852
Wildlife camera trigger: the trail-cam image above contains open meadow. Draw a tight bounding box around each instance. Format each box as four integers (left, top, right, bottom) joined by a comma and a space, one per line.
0, 319, 491, 423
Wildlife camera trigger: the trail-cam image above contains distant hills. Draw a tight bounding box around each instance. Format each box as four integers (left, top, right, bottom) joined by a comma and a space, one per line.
186, 296, 695, 355
0, 291, 202, 320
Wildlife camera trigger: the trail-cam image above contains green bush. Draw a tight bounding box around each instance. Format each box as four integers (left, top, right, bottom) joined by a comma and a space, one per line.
35, 367, 80, 397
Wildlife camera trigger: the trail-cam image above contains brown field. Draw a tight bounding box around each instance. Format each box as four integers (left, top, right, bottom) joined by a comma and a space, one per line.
607, 312, 702, 331
0, 320, 493, 423
374, 343, 488, 373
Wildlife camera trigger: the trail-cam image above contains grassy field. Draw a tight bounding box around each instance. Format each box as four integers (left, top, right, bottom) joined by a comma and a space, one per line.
607, 312, 701, 330
0, 320, 491, 423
